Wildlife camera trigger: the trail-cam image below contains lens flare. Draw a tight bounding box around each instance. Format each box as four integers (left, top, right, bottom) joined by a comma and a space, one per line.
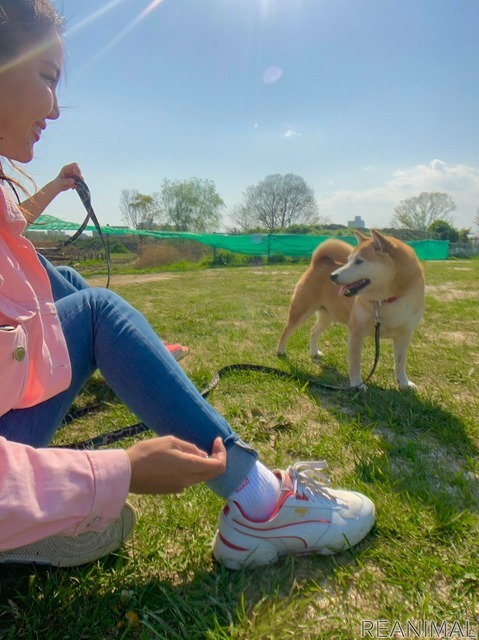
65, 0, 128, 36
75, 0, 166, 73
263, 66, 282, 84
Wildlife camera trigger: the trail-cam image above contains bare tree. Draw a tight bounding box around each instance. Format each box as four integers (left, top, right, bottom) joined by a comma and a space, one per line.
392, 192, 456, 238
232, 174, 319, 233
119, 190, 162, 230
228, 203, 256, 232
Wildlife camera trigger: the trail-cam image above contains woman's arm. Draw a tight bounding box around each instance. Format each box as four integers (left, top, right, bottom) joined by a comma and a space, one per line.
0, 437, 130, 550
21, 163, 82, 224
0, 435, 225, 551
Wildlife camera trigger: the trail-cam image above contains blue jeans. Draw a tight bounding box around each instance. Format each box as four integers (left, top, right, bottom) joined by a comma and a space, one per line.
0, 257, 257, 498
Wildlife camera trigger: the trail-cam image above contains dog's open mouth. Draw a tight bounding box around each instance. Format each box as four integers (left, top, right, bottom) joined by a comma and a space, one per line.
338, 279, 371, 297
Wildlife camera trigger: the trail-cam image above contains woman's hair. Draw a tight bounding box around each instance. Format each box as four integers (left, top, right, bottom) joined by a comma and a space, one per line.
0, 1, 63, 195
0, 0, 63, 63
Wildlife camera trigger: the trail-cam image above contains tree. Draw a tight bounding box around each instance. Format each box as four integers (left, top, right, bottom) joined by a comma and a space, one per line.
391, 192, 456, 238
428, 219, 459, 242
158, 178, 224, 232
120, 190, 161, 230
232, 174, 319, 233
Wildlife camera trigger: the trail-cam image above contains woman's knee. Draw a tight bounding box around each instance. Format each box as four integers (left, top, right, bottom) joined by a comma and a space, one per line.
56, 266, 89, 290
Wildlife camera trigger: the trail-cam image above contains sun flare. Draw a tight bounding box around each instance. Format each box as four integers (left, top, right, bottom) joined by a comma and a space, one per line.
74, 0, 166, 74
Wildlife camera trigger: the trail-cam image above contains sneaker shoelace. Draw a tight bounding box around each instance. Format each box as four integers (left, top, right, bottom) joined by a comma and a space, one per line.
287, 460, 332, 501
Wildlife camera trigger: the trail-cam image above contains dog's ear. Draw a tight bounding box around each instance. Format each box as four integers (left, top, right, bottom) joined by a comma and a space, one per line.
371, 229, 392, 253
354, 230, 369, 244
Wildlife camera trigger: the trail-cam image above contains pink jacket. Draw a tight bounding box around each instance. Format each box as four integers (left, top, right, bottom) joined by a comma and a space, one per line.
0, 186, 131, 549
0, 186, 71, 416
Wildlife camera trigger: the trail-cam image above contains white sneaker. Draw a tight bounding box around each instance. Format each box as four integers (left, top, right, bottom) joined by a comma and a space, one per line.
213, 461, 375, 569
0, 503, 136, 568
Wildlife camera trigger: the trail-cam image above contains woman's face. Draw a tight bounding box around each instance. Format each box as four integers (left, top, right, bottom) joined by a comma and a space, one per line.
0, 30, 63, 163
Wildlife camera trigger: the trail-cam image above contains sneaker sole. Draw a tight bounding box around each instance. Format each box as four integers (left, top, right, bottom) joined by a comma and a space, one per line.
0, 502, 136, 568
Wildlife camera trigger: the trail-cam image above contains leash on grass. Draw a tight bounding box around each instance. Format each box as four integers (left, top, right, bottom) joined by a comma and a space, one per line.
59, 316, 381, 450
40, 176, 111, 288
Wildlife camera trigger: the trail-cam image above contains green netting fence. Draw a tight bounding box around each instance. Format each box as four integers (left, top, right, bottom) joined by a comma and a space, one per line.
30, 214, 449, 260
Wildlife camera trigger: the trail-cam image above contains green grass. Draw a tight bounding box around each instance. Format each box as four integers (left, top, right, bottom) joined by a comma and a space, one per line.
1, 260, 478, 639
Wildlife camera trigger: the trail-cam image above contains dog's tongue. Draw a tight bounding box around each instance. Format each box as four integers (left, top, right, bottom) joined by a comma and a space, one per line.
338, 280, 362, 296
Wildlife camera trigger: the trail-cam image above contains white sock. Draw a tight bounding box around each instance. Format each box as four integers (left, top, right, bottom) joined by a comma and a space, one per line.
230, 461, 281, 521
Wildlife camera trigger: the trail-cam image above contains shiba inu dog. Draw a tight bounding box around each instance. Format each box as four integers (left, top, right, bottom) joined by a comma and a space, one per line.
277, 230, 425, 390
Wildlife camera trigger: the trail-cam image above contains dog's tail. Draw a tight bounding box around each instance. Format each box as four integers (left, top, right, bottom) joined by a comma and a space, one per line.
311, 239, 352, 270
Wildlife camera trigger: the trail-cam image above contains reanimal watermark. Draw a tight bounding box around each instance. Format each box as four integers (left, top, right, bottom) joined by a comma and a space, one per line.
360, 619, 478, 639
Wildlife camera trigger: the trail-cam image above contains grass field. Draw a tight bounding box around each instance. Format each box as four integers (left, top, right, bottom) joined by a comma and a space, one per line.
0, 259, 478, 639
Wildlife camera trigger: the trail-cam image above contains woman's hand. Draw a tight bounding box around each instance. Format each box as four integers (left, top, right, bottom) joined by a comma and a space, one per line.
50, 162, 83, 194
21, 162, 84, 223
127, 436, 227, 495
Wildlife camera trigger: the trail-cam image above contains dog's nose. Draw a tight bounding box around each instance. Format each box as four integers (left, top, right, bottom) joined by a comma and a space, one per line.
330, 272, 339, 283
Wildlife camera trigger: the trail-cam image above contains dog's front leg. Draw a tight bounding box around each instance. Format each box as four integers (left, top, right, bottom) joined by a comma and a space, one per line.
348, 330, 367, 391
393, 332, 416, 390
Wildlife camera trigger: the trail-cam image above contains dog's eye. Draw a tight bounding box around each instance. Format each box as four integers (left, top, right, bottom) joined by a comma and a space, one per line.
354, 258, 363, 265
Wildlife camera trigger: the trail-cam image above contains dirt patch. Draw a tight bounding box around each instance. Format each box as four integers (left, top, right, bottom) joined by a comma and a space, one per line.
250, 270, 295, 275
426, 283, 476, 301
86, 273, 179, 287
441, 331, 478, 345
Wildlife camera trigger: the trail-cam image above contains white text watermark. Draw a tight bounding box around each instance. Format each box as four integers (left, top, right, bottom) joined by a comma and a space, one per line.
360, 619, 477, 639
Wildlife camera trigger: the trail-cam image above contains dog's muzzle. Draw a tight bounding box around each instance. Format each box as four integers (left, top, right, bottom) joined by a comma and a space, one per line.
330, 273, 371, 297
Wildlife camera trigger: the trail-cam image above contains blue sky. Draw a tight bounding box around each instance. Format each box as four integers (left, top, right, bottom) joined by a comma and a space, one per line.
30, 0, 479, 231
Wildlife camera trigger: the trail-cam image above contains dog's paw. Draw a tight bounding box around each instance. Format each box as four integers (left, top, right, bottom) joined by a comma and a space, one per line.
311, 350, 324, 360
398, 380, 418, 391
277, 350, 287, 358
350, 381, 367, 392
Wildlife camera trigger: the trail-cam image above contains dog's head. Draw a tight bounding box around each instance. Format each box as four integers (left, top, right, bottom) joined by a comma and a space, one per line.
330, 230, 397, 298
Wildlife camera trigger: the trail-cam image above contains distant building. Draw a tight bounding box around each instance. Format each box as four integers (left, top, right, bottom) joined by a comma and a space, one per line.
347, 215, 365, 229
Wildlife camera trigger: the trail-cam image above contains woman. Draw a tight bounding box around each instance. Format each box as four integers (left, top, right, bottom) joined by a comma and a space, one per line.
0, 0, 374, 570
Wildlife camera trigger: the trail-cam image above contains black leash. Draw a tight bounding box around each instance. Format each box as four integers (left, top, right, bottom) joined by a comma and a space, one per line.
41, 176, 111, 288
59, 325, 381, 450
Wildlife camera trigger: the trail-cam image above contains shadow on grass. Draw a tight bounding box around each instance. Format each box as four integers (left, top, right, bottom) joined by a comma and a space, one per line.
320, 380, 477, 452
310, 379, 479, 530
59, 376, 119, 427
0, 540, 374, 639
